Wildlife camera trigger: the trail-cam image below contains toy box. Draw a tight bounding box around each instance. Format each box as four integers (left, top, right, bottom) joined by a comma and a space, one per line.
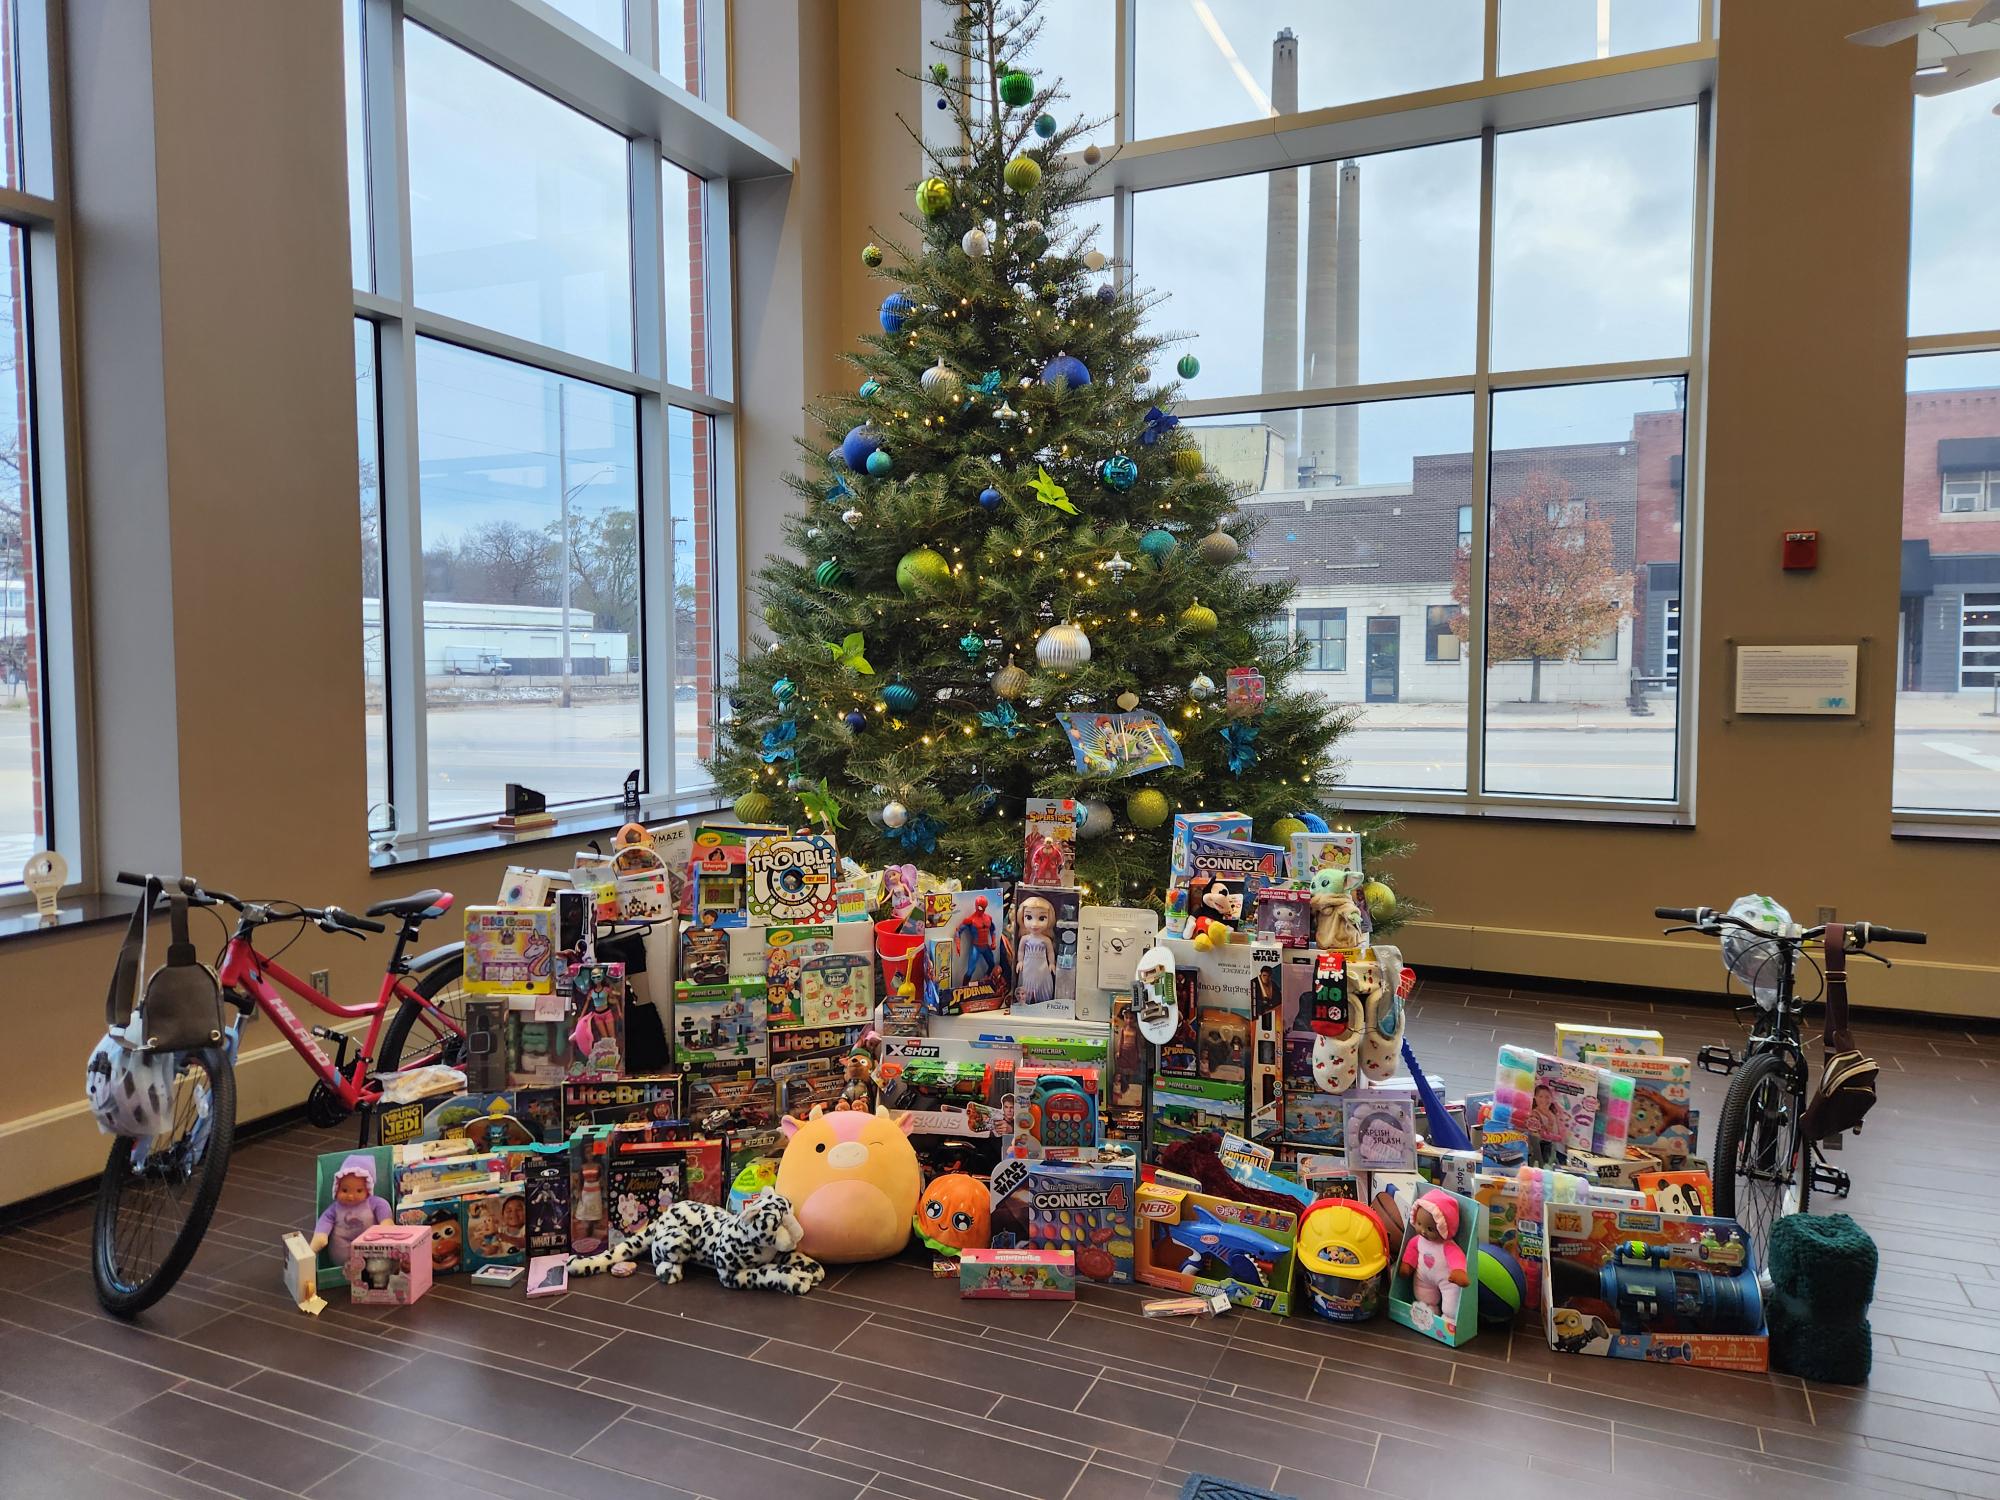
1170, 837, 1285, 936
1170, 811, 1252, 882
1023, 797, 1077, 887
1075, 905, 1159, 1025
1152, 1076, 1249, 1146
464, 906, 556, 994
681, 919, 731, 987
746, 831, 839, 924
1254, 888, 1313, 947
1562, 1146, 1663, 1191
925, 889, 1011, 1013
510, 1143, 573, 1257
960, 1247, 1076, 1300
281, 1231, 323, 1313
1282, 1088, 1345, 1149
565, 1074, 681, 1127
394, 1150, 506, 1206
1583, 1049, 1698, 1158
1554, 1023, 1664, 1062
461, 998, 510, 1092
420, 1092, 542, 1149
764, 924, 833, 1028
396, 1197, 468, 1276
565, 962, 627, 1079
346, 1222, 433, 1306
1022, 1151, 1137, 1284
1416, 1144, 1483, 1197
689, 823, 782, 927
508, 1007, 572, 1088
1288, 831, 1362, 885
1009, 885, 1081, 1018
1196, 1007, 1249, 1084
1638, 1169, 1714, 1216
673, 979, 769, 1077
1527, 1053, 1600, 1159
1386, 1184, 1481, 1347
1344, 1095, 1417, 1172
462, 1184, 528, 1270
1136, 1177, 1299, 1315
309, 1145, 395, 1291
1543, 1202, 1765, 1370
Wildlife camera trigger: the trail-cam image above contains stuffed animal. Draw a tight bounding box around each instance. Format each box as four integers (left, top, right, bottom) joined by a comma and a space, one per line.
1157, 1132, 1305, 1216
567, 1188, 825, 1294
913, 1171, 991, 1254
1398, 1189, 1469, 1323
1311, 889, 1369, 952
776, 1104, 922, 1263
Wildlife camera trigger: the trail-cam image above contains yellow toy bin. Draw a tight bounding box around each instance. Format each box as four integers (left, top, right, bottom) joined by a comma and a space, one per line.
1296, 1197, 1393, 1323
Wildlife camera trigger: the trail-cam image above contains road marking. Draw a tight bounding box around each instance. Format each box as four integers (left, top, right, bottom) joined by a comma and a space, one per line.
1924, 741, 2000, 774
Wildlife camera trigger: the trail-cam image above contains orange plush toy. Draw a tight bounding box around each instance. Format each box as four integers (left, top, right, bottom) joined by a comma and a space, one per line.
776, 1105, 923, 1263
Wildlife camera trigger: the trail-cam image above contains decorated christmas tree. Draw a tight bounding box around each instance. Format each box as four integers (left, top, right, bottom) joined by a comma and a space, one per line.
711, 0, 1412, 930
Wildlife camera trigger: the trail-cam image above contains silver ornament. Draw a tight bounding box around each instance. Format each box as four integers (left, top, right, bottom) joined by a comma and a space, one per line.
788, 775, 809, 791
1197, 528, 1241, 564
841, 507, 864, 525
994, 400, 1019, 422
806, 526, 823, 541
1083, 249, 1107, 272
920, 358, 960, 395
881, 800, 909, 829
1133, 366, 1151, 385
1076, 799, 1113, 838
961, 226, 990, 258
1189, 672, 1217, 701
1103, 550, 1134, 581
1036, 622, 1092, 671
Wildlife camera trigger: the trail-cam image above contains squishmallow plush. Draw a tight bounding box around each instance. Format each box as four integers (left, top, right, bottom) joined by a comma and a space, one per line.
776, 1105, 922, 1263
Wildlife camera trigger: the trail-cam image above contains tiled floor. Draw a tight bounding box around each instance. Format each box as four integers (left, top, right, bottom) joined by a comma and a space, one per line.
5, 977, 1999, 1500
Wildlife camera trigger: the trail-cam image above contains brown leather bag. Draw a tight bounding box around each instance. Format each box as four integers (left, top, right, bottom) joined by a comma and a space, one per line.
1801, 923, 1878, 1141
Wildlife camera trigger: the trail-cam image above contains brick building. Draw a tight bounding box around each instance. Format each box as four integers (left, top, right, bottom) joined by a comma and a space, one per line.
1898, 384, 2000, 693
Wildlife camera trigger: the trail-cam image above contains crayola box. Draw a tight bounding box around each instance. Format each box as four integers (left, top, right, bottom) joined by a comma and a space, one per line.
1543, 1202, 1766, 1371
1554, 1023, 1664, 1062
1135, 1175, 1298, 1315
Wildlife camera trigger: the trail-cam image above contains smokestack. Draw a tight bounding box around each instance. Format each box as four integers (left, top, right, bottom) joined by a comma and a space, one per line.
1259, 30, 1299, 473
1332, 158, 1360, 484
1299, 155, 1339, 486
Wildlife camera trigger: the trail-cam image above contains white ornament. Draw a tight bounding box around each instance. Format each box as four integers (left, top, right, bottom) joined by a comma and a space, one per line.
961, 226, 990, 258
1083, 249, 1107, 272
806, 526, 823, 541
994, 400, 1019, 422
841, 507, 864, 525
920, 359, 960, 395
1189, 672, 1217, 701
1036, 622, 1092, 671
881, 800, 909, 829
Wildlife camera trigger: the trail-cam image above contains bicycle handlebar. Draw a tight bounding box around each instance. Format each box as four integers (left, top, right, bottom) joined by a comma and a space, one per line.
118, 873, 388, 935
1655, 903, 1926, 946
1654, 907, 1700, 922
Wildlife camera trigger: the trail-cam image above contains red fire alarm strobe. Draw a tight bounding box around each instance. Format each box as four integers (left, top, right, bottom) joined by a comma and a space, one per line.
1783, 530, 1819, 571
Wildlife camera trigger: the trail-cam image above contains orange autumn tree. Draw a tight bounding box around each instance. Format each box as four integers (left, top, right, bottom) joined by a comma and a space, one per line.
1453, 469, 1631, 704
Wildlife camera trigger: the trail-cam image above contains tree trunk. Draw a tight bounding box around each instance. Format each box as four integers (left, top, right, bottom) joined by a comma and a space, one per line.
1529, 655, 1543, 704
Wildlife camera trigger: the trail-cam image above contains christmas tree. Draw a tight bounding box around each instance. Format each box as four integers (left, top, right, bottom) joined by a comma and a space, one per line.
711, 0, 1412, 931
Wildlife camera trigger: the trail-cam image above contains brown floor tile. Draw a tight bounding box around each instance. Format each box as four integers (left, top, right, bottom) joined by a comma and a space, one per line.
798, 1391, 1085, 1500
363, 1349, 629, 1452
581, 1413, 866, 1500
0, 1324, 181, 1422
115, 1390, 357, 1494
577, 1327, 837, 1425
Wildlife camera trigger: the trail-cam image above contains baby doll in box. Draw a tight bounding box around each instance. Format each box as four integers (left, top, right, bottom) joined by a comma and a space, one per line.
310, 1154, 392, 1268
1399, 1189, 1470, 1324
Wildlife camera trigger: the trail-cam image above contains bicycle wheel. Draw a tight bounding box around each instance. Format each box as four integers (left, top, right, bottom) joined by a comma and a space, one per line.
376, 950, 467, 1073
1713, 1050, 1802, 1265
92, 1046, 235, 1317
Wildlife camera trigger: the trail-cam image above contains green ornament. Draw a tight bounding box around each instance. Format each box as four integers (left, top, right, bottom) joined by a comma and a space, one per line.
959, 631, 984, 661
1127, 788, 1171, 829
896, 546, 952, 597
999, 70, 1035, 107
1139, 528, 1177, 561
859, 377, 880, 399
917, 177, 954, 218
1034, 113, 1057, 138
866, 449, 894, 477
733, 791, 772, 823
814, 558, 845, 588
861, 242, 884, 268
1177, 353, 1201, 379
1004, 155, 1043, 194
883, 680, 919, 712
1269, 816, 1308, 846
930, 62, 950, 85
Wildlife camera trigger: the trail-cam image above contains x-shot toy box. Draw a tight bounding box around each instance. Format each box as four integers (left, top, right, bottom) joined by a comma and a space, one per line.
1136, 1175, 1299, 1315
1543, 1202, 1767, 1371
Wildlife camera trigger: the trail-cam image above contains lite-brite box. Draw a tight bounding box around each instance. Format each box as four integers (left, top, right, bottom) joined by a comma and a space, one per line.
1136, 1177, 1299, 1315
1582, 1049, 1698, 1159
1023, 1151, 1136, 1284
463, 906, 556, 994
1543, 1202, 1765, 1370
1554, 1023, 1664, 1062
1562, 1146, 1662, 1191
1170, 811, 1251, 882
961, 1247, 1076, 1300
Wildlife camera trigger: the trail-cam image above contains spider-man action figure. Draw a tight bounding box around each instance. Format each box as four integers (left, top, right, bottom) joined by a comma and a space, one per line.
958, 895, 1000, 983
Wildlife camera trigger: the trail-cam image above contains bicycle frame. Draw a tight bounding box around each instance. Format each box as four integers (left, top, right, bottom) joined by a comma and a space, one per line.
217, 935, 463, 1109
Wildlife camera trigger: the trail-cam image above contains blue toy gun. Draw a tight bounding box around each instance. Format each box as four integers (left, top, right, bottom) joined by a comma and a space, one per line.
1166, 1203, 1282, 1287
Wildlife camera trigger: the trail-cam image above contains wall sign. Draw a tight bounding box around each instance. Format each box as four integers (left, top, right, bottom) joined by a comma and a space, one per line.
1733, 644, 1858, 716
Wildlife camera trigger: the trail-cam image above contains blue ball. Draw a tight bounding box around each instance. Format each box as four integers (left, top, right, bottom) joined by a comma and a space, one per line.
1095, 284, 1117, 305
827, 447, 846, 469
883, 682, 919, 712
1040, 353, 1091, 389
978, 487, 1002, 511
859, 378, 880, 399
865, 449, 894, 477
1138, 528, 1177, 561
879, 292, 913, 332
1475, 1244, 1529, 1324
844, 709, 867, 731
1098, 454, 1137, 491
1034, 113, 1057, 138
840, 424, 882, 471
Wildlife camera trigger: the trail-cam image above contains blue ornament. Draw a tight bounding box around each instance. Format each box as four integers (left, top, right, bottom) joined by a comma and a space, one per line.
1140, 405, 1179, 447
889, 813, 944, 855
879, 292, 914, 332
1040, 353, 1091, 390
772, 676, 795, 704
840, 424, 883, 471
935, 95, 949, 111
1139, 528, 1177, 560
1098, 454, 1138, 491
883, 681, 919, 712
825, 474, 852, 501
1219, 721, 1260, 776
978, 487, 1002, 511
844, 709, 867, 731
759, 720, 797, 763
1298, 811, 1330, 833
827, 447, 847, 469
971, 782, 1001, 813
1095, 284, 1117, 305
859, 377, 880, 399
866, 449, 894, 477
989, 855, 1022, 881
1034, 113, 1057, 138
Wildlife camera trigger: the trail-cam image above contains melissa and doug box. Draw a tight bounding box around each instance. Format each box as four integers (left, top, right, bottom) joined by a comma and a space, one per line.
1170, 812, 1251, 882
1136, 1175, 1299, 1315
1021, 1151, 1137, 1284
1543, 1202, 1766, 1371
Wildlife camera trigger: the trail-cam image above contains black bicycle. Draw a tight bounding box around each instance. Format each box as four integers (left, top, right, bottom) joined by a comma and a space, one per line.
1654, 904, 1925, 1264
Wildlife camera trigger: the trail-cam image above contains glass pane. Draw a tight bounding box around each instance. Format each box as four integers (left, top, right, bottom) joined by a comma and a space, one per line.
1187, 395, 1475, 792
0, 225, 39, 874
1491, 107, 1697, 371
1484, 379, 1685, 801
662, 161, 708, 392
1895, 351, 2000, 813
546, 0, 626, 50
1134, 0, 1483, 140
357, 321, 387, 828
404, 24, 635, 368
415, 339, 642, 821
343, 0, 370, 291
1909, 77, 2000, 339
659, 0, 702, 93
1498, 0, 1699, 75
670, 405, 716, 791
1132, 139, 1479, 408
1013, 0, 1114, 148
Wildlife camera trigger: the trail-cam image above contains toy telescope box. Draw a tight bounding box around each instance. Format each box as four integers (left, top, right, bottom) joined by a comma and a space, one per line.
1543, 1202, 1767, 1371
1134, 1174, 1298, 1316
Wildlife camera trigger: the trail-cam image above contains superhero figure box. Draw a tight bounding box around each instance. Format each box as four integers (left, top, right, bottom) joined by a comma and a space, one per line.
925, 888, 1010, 1014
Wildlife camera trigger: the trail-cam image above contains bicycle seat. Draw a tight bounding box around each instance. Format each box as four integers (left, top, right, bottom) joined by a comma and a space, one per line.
365, 889, 454, 922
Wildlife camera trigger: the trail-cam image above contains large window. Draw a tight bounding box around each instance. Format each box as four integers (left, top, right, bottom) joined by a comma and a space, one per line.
1124, 13, 1705, 810
348, 0, 747, 850
1895, 69, 2000, 819
0, 0, 76, 890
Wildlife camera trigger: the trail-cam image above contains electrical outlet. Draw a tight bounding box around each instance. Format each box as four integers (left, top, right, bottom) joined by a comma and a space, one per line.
1816, 907, 1836, 925
310, 969, 330, 995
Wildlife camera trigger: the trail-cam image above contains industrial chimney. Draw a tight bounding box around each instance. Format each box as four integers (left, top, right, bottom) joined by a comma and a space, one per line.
1259, 29, 1299, 472
1332, 157, 1360, 484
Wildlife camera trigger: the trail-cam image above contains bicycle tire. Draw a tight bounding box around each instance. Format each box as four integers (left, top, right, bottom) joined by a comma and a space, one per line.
376, 950, 467, 1074
92, 1047, 235, 1317
1713, 1050, 1800, 1264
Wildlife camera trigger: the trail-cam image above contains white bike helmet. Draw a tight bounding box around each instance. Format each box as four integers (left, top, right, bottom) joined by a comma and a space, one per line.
1721, 893, 1792, 1007
85, 1020, 179, 1138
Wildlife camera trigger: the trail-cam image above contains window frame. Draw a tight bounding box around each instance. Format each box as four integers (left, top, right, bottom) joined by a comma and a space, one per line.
1295, 606, 1349, 673
351, 0, 774, 862
1426, 604, 1464, 663
1082, 0, 1713, 821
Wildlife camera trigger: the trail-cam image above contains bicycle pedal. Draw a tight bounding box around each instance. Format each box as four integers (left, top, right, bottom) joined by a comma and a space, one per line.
1696, 1044, 1739, 1076
1811, 1161, 1852, 1199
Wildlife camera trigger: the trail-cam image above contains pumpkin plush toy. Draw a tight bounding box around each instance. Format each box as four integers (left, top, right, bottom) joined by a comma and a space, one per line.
913, 1172, 991, 1255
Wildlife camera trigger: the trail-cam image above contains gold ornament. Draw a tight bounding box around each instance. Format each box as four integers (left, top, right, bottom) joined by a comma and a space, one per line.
1197, 529, 1241, 564
991, 662, 1031, 699
1180, 602, 1219, 634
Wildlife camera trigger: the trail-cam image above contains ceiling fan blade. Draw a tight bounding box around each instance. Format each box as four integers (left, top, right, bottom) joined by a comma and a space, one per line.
1973, 0, 2000, 26
1848, 1, 1982, 44
1913, 45, 2000, 92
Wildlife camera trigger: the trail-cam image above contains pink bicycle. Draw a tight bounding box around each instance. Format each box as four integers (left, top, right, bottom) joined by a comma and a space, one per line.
92, 872, 469, 1314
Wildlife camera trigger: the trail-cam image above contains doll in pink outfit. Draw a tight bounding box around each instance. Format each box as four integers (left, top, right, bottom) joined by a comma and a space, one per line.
1398, 1190, 1469, 1326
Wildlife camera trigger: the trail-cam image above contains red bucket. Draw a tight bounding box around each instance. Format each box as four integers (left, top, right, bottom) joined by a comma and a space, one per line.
875, 918, 927, 994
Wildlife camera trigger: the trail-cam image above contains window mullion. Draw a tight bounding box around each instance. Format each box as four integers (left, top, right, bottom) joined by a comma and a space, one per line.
633, 135, 674, 801
1466, 125, 1495, 802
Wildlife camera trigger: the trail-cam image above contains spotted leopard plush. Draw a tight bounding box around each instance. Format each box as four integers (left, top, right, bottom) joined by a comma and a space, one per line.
568, 1187, 825, 1295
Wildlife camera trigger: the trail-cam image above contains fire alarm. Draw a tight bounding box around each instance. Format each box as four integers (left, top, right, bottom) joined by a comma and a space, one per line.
1783, 530, 1819, 571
